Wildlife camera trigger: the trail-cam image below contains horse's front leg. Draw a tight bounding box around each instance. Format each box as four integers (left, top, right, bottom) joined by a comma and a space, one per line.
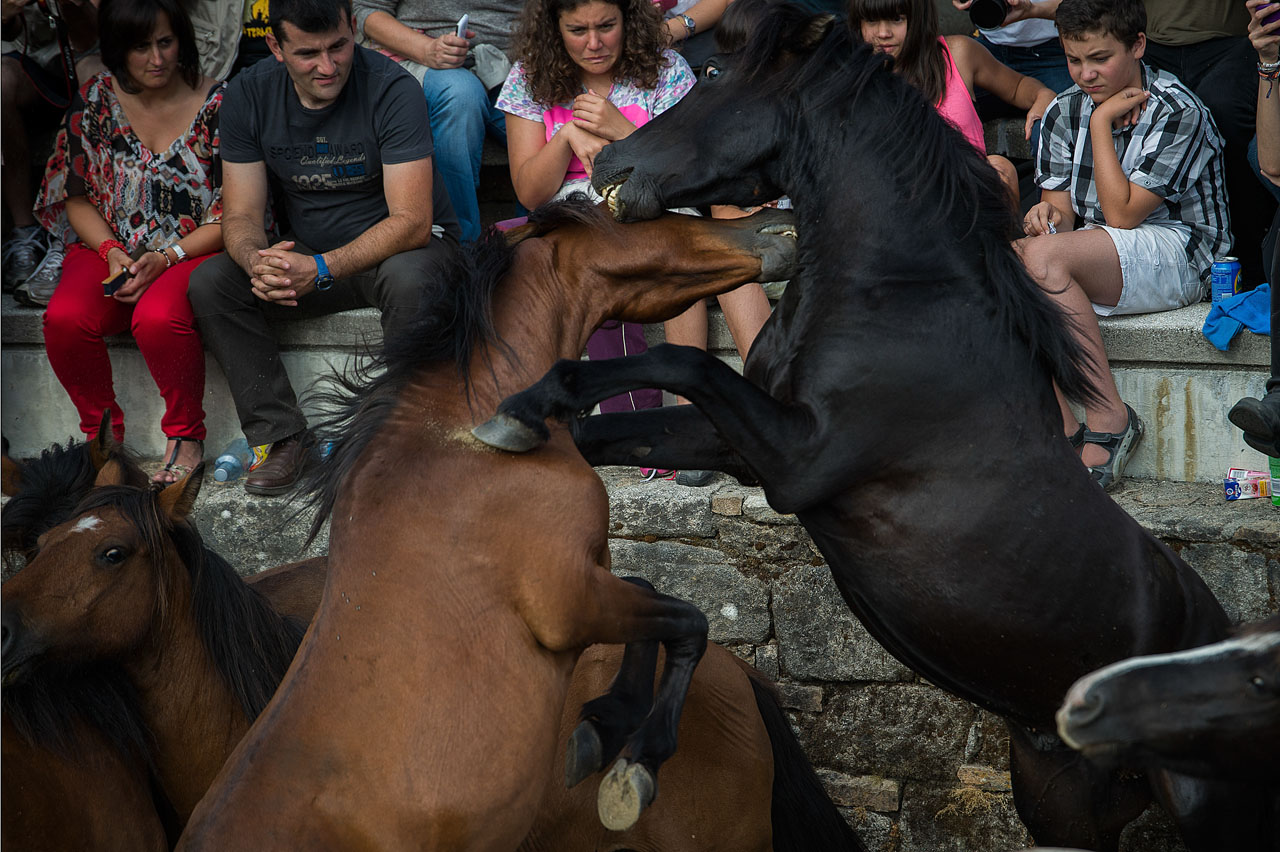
474, 344, 829, 513
572, 405, 758, 484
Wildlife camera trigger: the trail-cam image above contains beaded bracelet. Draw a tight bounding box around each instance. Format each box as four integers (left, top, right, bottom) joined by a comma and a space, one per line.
97, 239, 125, 262
153, 248, 173, 268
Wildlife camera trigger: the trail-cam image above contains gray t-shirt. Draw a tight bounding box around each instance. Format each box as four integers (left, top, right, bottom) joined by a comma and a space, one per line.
220, 45, 459, 251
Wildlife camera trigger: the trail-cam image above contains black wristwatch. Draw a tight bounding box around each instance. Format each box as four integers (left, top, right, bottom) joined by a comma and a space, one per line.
313, 253, 334, 290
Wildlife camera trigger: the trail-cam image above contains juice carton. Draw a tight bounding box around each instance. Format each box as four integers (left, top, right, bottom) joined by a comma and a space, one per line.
1224, 467, 1272, 501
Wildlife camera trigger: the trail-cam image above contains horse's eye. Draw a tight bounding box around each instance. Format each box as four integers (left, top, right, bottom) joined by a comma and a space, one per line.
98, 546, 128, 566
1250, 675, 1268, 692
702, 63, 721, 81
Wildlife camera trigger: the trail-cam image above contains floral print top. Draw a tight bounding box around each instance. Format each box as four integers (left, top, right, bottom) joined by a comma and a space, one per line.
36, 73, 225, 252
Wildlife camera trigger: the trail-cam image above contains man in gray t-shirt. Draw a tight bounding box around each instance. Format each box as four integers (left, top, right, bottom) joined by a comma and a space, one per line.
189, 0, 460, 496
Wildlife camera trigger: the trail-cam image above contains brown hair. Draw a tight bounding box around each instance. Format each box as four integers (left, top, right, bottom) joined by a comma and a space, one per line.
513, 0, 668, 107
847, 0, 946, 104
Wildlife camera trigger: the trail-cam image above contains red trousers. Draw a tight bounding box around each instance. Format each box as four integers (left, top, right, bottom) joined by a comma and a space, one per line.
42, 241, 209, 443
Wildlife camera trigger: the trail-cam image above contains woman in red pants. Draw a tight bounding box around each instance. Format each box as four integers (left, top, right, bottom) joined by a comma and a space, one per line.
34, 0, 223, 482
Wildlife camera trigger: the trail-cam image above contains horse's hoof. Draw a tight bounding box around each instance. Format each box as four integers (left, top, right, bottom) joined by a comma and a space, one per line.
565, 720, 604, 788
470, 413, 545, 453
597, 758, 655, 832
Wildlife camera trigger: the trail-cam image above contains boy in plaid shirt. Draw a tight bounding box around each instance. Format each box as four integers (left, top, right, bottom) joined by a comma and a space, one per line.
1017, 0, 1230, 490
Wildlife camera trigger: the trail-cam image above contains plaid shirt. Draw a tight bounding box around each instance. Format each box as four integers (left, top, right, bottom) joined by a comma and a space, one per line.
1035, 63, 1231, 276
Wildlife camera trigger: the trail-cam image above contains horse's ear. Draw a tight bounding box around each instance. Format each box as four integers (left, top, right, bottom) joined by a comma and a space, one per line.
89, 410, 116, 471
1, 437, 23, 497
157, 463, 205, 522
95, 458, 131, 487
800, 13, 836, 50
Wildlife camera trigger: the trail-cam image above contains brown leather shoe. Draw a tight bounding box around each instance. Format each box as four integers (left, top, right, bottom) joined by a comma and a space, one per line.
244, 432, 315, 496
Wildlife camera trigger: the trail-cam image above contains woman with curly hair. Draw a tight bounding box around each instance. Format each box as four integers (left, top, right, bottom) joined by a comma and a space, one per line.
497, 0, 694, 209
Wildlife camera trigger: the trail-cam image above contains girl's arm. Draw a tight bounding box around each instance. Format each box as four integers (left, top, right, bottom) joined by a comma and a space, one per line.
1250, 0, 1280, 184
362, 10, 469, 70
507, 113, 592, 209
947, 35, 1056, 140
664, 0, 729, 46
65, 196, 131, 279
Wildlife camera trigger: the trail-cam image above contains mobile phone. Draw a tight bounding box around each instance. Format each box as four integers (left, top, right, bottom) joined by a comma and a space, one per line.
102, 268, 129, 296
455, 13, 469, 37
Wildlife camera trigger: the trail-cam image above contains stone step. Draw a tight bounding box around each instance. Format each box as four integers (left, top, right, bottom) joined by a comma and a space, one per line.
3, 294, 1270, 483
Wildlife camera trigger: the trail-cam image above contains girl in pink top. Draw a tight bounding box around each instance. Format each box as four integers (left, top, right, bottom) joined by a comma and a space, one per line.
849, 0, 1056, 204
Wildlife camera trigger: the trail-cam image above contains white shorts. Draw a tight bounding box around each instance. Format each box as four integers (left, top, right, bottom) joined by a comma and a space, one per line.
1082, 222, 1208, 316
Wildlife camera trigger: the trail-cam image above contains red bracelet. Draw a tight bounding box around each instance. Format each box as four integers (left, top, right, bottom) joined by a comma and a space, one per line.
98, 239, 125, 262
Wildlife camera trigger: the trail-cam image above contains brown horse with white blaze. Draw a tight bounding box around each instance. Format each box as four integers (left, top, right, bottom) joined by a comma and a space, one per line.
176, 199, 799, 850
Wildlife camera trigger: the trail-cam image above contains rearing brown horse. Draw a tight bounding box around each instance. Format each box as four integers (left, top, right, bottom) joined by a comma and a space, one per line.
177, 199, 797, 850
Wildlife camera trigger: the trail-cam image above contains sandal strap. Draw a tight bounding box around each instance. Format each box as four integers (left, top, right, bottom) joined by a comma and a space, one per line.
162, 437, 205, 471
1067, 421, 1085, 449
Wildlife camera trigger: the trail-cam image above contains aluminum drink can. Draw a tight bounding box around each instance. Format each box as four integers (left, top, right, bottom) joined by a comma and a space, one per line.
1211, 257, 1242, 304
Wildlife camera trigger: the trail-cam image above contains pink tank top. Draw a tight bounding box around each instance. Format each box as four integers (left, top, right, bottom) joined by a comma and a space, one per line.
934, 37, 986, 154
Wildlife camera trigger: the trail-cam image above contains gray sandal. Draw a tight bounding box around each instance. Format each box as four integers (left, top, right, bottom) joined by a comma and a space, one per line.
1082, 405, 1144, 491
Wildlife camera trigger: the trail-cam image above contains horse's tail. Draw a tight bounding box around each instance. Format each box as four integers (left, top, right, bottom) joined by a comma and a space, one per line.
748, 668, 869, 852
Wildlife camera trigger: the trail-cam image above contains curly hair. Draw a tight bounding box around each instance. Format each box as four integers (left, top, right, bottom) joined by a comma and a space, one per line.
513, 0, 668, 107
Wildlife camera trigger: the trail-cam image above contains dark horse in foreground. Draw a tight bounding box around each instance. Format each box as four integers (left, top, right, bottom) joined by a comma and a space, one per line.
176, 201, 813, 850
473, 9, 1271, 850
1057, 613, 1280, 786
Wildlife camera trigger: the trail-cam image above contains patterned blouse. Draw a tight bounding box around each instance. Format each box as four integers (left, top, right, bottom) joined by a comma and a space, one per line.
36, 73, 225, 253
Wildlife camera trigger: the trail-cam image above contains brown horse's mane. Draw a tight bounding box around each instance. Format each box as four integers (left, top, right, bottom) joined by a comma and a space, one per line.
2, 438, 147, 561
71, 486, 305, 721
299, 195, 602, 544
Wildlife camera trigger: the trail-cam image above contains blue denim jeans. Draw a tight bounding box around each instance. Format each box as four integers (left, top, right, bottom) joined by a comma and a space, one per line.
422, 68, 508, 242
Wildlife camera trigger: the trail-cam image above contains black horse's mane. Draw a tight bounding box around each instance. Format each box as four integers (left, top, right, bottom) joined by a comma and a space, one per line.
300, 196, 601, 542
72, 485, 305, 721
2, 438, 146, 559
733, 7, 1098, 404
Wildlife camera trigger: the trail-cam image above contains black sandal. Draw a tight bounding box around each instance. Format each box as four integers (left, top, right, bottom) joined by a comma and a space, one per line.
1082, 405, 1143, 491
152, 437, 204, 485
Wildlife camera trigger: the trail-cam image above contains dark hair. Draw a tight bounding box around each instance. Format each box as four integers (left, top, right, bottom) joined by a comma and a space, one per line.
1056, 0, 1146, 48
846, 0, 945, 104
715, 0, 778, 53
98, 0, 200, 94
512, 0, 666, 107
270, 0, 354, 42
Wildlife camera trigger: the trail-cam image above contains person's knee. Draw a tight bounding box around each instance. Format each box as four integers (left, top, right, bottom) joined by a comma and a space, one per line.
1, 57, 28, 114
187, 252, 244, 314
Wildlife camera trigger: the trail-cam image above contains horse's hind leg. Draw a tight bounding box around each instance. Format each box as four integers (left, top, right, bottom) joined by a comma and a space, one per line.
1007, 723, 1148, 852
566, 578, 661, 788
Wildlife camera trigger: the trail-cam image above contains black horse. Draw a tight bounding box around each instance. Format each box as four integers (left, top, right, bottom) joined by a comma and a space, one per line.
473, 8, 1272, 850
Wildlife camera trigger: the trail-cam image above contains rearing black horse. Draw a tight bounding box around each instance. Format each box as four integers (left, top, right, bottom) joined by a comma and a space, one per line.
474, 8, 1273, 850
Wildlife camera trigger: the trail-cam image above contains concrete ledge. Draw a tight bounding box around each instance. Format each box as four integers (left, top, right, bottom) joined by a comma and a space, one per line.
1, 292, 1272, 480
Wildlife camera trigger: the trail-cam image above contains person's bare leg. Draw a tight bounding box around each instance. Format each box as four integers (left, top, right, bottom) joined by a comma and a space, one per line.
663, 295, 709, 406
710, 205, 773, 360
1016, 228, 1128, 469
988, 154, 1020, 209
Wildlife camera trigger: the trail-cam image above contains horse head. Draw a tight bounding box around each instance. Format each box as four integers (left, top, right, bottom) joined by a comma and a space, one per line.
1, 463, 203, 687
592, 7, 839, 221
1056, 613, 1280, 783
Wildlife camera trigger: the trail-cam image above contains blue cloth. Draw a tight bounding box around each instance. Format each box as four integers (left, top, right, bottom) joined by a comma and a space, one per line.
1202, 283, 1272, 350
422, 68, 508, 243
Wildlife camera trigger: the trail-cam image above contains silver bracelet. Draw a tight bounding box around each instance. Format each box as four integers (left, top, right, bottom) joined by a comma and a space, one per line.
1260, 58, 1280, 72
171, 243, 188, 263
153, 248, 173, 268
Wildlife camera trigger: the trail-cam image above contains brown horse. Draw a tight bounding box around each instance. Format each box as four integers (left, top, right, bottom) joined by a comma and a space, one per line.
4, 459, 859, 851
176, 199, 800, 850
1, 427, 167, 852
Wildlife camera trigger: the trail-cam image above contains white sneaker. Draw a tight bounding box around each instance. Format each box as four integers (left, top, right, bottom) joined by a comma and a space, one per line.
14, 237, 65, 307
2, 226, 49, 290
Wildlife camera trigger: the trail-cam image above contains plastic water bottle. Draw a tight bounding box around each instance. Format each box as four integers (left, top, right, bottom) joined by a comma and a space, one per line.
213, 437, 252, 482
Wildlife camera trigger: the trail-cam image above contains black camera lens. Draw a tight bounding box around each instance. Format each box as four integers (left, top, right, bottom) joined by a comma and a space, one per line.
968, 0, 1009, 28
